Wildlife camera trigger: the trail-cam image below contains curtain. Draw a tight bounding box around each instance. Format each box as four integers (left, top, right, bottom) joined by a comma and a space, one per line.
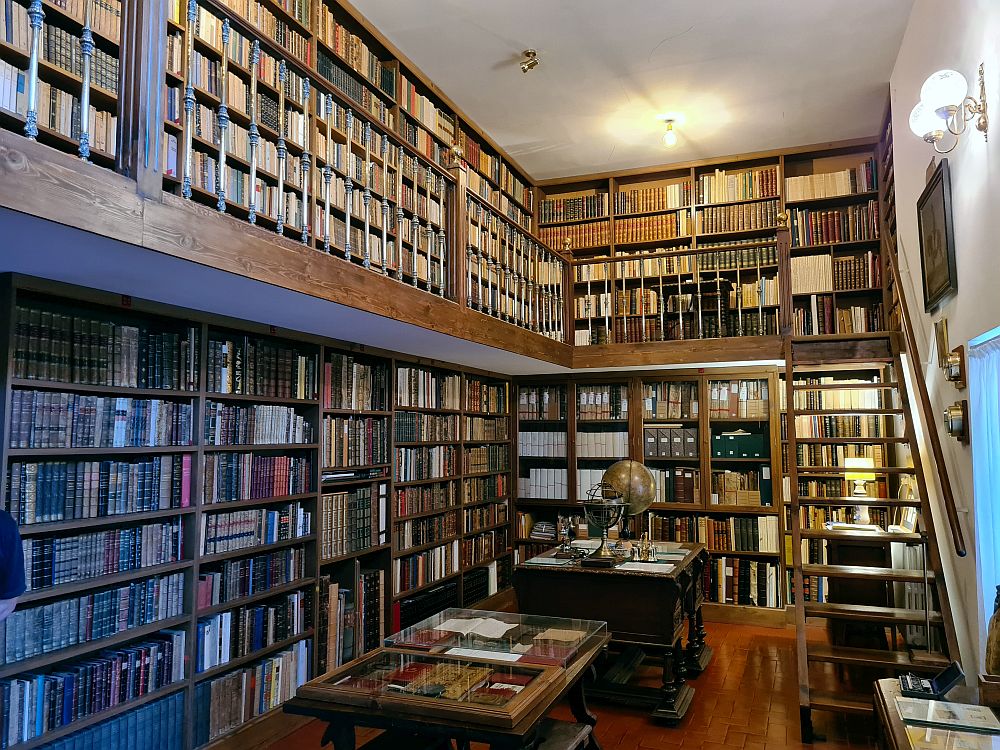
971, 336, 1000, 630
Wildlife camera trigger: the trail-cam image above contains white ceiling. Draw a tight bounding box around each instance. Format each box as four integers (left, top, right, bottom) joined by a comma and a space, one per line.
354, 0, 914, 180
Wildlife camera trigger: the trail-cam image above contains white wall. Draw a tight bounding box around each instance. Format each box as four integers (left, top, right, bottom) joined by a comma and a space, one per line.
890, 0, 1000, 671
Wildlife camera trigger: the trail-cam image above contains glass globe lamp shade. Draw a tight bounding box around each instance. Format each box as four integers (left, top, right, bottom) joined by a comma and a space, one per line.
662, 124, 677, 148
920, 69, 968, 118
909, 102, 944, 142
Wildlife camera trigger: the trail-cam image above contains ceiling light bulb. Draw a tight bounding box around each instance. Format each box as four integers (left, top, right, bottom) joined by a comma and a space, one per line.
909, 101, 944, 142
662, 121, 677, 148
921, 69, 968, 118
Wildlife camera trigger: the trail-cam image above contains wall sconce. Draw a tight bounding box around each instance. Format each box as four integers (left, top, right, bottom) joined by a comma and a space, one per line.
943, 400, 969, 444
945, 345, 967, 389
909, 65, 989, 153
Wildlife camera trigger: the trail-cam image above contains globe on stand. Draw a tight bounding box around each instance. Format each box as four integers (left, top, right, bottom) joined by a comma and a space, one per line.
582, 481, 628, 567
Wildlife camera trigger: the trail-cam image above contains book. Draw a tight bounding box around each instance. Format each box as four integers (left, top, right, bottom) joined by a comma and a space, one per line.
896, 697, 1000, 733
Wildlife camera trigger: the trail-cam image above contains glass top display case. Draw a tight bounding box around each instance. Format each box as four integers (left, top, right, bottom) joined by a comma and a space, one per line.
297, 647, 563, 727
383, 608, 608, 667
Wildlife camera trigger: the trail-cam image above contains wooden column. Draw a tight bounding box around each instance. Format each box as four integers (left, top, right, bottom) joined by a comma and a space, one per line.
450, 159, 467, 306
116, 0, 168, 199
776, 218, 793, 337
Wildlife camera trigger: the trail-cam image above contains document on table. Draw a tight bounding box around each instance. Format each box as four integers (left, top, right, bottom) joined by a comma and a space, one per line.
437, 617, 518, 639
616, 562, 675, 573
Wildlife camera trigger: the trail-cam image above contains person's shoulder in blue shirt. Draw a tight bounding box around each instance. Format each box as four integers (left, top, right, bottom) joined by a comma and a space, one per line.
0, 509, 25, 620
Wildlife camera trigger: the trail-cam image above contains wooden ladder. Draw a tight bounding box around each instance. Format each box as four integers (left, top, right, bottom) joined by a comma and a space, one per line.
784, 333, 961, 741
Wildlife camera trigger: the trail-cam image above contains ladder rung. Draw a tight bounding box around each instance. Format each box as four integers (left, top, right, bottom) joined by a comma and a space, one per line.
801, 564, 934, 583
807, 644, 941, 672
792, 437, 908, 444
795, 495, 921, 507
804, 602, 942, 625
792, 382, 900, 391
800, 528, 922, 543
808, 689, 873, 714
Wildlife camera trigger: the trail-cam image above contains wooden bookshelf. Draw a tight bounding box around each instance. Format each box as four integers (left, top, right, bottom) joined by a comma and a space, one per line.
0, 274, 516, 750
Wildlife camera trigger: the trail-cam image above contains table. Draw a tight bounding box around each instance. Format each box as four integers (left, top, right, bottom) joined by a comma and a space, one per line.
513, 542, 711, 722
285, 614, 611, 750
874, 678, 987, 749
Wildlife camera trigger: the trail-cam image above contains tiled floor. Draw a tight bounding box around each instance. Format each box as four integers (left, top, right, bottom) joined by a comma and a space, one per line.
271, 622, 880, 749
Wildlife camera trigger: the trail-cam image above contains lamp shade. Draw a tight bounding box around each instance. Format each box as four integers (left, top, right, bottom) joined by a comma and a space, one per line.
844, 456, 877, 481
909, 102, 944, 140
921, 69, 968, 117
662, 124, 677, 148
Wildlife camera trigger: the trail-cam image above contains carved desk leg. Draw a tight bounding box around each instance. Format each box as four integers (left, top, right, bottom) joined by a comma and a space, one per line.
568, 665, 602, 750
651, 573, 695, 723
685, 550, 713, 675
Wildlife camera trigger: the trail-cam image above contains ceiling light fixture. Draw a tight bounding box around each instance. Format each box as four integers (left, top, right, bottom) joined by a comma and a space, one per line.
661, 118, 678, 148
909, 64, 988, 153
519, 49, 539, 74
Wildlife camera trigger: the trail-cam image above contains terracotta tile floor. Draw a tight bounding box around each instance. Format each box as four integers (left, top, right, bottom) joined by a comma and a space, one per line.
271, 622, 880, 749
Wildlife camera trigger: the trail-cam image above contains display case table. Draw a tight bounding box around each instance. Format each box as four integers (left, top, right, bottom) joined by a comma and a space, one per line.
285, 609, 610, 750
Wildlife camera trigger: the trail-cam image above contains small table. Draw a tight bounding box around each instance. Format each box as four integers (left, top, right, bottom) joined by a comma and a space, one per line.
874, 678, 992, 749
285, 609, 611, 750
513, 542, 711, 722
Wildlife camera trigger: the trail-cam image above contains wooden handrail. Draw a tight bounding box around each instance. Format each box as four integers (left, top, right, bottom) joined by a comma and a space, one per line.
884, 244, 967, 557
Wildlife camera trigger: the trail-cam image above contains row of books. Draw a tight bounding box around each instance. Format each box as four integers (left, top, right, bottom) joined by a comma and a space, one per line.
315, 50, 393, 129
518, 468, 567, 501
517, 386, 567, 421
9, 692, 183, 750
465, 379, 508, 415
538, 193, 609, 224
538, 220, 610, 251
193, 639, 311, 746
321, 416, 388, 468
5, 455, 192, 525
199, 502, 312, 555
203, 402, 313, 446
576, 430, 628, 459
466, 174, 532, 231
464, 474, 508, 505
398, 74, 455, 142
614, 212, 691, 244
791, 505, 891, 530
324, 354, 389, 412
320, 485, 386, 560
316, 8, 394, 96
194, 590, 308, 672
517, 430, 567, 458
1, 631, 186, 748
393, 481, 457, 518
464, 499, 508, 533
648, 514, 780, 552
789, 415, 886, 439
642, 381, 698, 420
392, 540, 459, 595
462, 562, 501, 607
465, 444, 509, 473
39, 20, 119, 92
9, 390, 194, 449
395, 367, 462, 410
788, 201, 880, 247
394, 411, 459, 443
577, 385, 628, 421
21, 519, 184, 591
836, 302, 883, 334
785, 157, 878, 201
465, 416, 509, 442
195, 546, 308, 610
696, 200, 779, 234
787, 538, 828, 603
211, 0, 309, 65
696, 166, 779, 205
202, 452, 311, 505
792, 294, 835, 336
704, 558, 780, 607
614, 182, 691, 215
707, 379, 769, 419
574, 292, 611, 320
317, 578, 354, 672
357, 568, 385, 655
642, 426, 698, 459
461, 528, 508, 567
710, 468, 772, 506
207, 337, 317, 400
730, 276, 780, 307
649, 466, 700, 503
394, 510, 457, 551
395, 445, 458, 482
791, 254, 834, 295
12, 306, 199, 390
795, 443, 884, 468
0, 572, 184, 666
458, 129, 533, 212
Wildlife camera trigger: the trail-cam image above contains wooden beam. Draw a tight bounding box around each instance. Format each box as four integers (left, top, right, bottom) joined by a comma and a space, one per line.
571, 336, 785, 369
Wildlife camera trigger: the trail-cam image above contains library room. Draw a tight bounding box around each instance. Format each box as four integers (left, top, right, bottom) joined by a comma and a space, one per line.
2, 0, 1000, 748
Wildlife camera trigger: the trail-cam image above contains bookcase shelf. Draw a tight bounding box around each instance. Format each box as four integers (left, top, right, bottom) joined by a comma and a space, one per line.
193, 629, 315, 683
15, 507, 197, 536
16, 560, 194, 605
196, 577, 317, 617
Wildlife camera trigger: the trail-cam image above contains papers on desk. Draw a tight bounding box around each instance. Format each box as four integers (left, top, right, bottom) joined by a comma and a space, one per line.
906, 726, 1000, 749
616, 562, 675, 573
438, 617, 518, 639
523, 555, 574, 566
570, 540, 601, 550
896, 696, 1000, 733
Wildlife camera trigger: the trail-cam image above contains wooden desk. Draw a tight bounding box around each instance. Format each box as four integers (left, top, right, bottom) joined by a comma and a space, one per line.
284, 633, 610, 750
513, 543, 711, 722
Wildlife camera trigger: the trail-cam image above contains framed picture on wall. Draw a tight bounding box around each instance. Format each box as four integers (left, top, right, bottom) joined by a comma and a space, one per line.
917, 159, 957, 312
